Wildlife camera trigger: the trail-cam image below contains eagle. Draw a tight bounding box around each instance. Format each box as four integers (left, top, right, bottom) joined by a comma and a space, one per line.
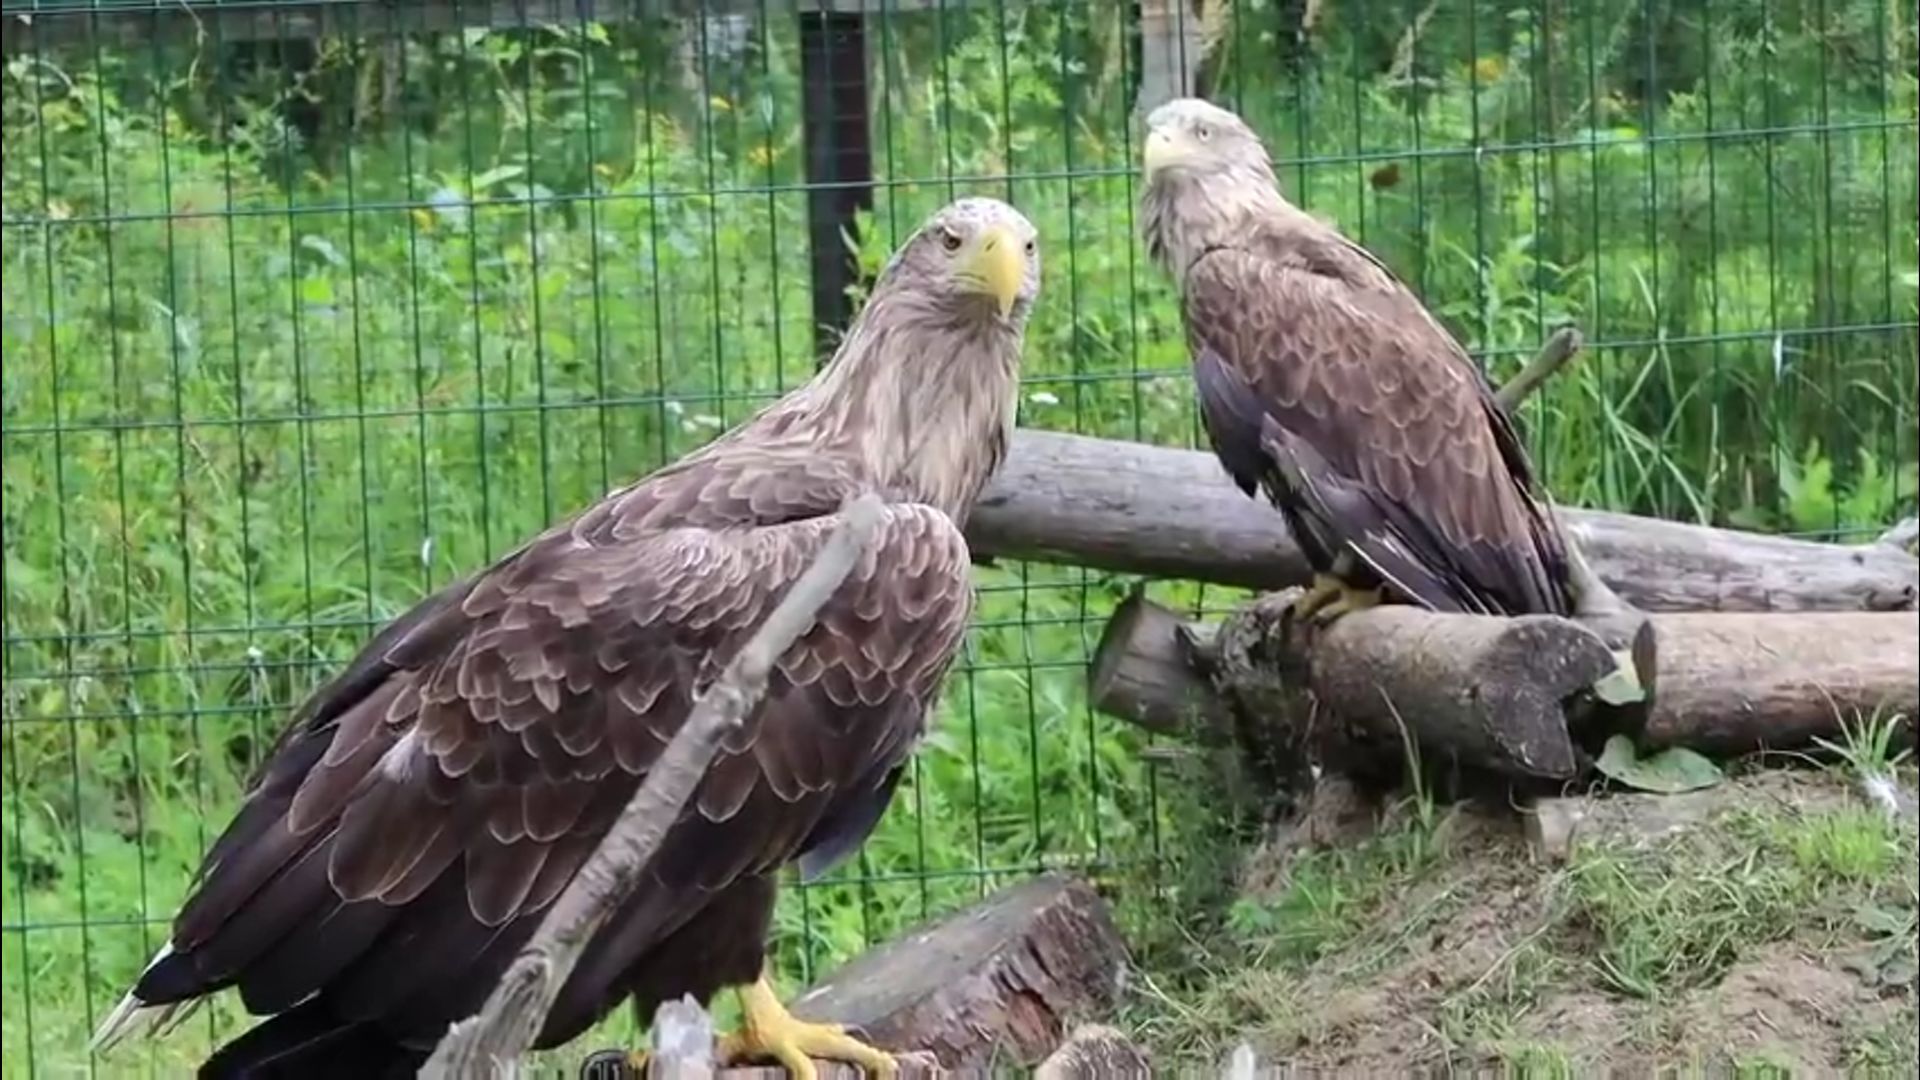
91, 197, 1042, 1080
1139, 98, 1572, 622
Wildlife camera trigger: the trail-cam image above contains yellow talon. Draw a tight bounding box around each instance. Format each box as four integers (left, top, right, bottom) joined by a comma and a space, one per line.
1289, 573, 1344, 622
715, 971, 898, 1080
1289, 574, 1380, 626
1311, 583, 1381, 624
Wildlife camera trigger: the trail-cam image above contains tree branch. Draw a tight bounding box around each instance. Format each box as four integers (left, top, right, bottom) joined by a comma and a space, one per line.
1880, 516, 1919, 553
1092, 596, 1916, 772
966, 431, 1918, 613
1493, 326, 1584, 412
420, 493, 891, 1079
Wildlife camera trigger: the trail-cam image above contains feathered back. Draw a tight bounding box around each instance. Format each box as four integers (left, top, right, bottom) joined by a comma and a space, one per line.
1141, 99, 1571, 616
93, 197, 1042, 1074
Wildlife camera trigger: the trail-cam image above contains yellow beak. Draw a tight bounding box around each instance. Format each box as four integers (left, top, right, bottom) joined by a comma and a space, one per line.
1143, 128, 1181, 177
961, 224, 1026, 318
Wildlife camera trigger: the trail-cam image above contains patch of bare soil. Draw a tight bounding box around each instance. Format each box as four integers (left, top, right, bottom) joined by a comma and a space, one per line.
1239, 811, 1551, 1071
1223, 769, 1917, 1074
1676, 950, 1908, 1072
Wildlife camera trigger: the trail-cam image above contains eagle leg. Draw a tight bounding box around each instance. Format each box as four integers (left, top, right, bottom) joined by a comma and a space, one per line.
1287, 573, 1346, 623
1290, 573, 1381, 626
1310, 582, 1382, 624
714, 970, 898, 1080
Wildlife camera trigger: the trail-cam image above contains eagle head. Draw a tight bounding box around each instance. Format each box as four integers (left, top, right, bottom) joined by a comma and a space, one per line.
871, 196, 1041, 324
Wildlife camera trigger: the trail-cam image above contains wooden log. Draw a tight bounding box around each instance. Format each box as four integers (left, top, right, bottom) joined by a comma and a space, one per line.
773, 874, 1128, 1073
1094, 598, 1916, 778
684, 1057, 941, 1080
1034, 1024, 1152, 1079
1087, 589, 1233, 742
966, 430, 1919, 614
1640, 612, 1919, 756
1094, 593, 1613, 786
577, 877, 1120, 1077
1205, 592, 1617, 781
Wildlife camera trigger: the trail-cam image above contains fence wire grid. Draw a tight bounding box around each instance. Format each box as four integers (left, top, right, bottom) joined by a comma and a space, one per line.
2, 0, 1915, 1074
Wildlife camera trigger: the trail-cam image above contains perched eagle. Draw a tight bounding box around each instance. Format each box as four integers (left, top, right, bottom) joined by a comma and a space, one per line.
1139, 98, 1572, 621
92, 197, 1042, 1079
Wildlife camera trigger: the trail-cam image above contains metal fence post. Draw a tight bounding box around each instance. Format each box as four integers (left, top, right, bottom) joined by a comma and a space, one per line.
798, 6, 875, 363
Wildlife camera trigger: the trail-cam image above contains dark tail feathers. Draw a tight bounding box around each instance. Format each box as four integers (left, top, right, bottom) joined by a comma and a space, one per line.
199, 999, 428, 1080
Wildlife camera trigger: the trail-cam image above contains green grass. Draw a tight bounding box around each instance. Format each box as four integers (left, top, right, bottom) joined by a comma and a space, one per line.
1567, 801, 1902, 998
1129, 768, 1919, 1072
3, 1, 1917, 1074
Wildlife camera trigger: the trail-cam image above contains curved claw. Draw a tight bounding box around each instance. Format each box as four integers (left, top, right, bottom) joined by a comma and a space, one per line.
579, 1048, 649, 1079
1289, 574, 1380, 626
1309, 583, 1381, 625
717, 974, 898, 1080
1288, 574, 1344, 622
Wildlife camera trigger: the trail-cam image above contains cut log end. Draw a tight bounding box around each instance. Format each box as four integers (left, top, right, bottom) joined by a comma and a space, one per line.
1089, 590, 1233, 741
1641, 612, 1919, 755
1290, 605, 1618, 781
1033, 1024, 1151, 1079
584, 876, 1127, 1078
787, 874, 1128, 1072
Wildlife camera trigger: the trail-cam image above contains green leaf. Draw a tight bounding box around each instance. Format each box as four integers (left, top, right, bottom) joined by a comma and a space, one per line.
1595, 735, 1725, 794
1591, 650, 1647, 706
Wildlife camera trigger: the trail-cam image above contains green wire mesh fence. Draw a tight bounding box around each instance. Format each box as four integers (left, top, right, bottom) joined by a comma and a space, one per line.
2, 0, 1914, 1073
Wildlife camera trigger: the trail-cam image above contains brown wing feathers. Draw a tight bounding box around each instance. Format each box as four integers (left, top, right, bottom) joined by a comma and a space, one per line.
1186, 220, 1571, 617
132, 461, 975, 1053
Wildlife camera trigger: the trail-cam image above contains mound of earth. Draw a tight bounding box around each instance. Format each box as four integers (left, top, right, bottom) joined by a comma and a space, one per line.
1134, 767, 1919, 1073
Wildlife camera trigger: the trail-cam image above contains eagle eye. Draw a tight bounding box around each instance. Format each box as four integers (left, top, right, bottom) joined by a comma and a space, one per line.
1194, 123, 1213, 141
1023, 239, 1036, 255
939, 227, 964, 253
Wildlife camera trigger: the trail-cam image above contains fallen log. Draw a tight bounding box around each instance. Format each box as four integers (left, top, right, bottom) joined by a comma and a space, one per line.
1640, 612, 1919, 755
1034, 1024, 1152, 1079
780, 874, 1127, 1073
1087, 590, 1233, 743
1093, 597, 1918, 785
967, 429, 1918, 614
1203, 591, 1619, 783
578, 875, 1124, 1078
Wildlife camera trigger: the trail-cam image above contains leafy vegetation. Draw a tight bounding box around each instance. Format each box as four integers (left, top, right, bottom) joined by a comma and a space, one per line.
2, 1, 1914, 1073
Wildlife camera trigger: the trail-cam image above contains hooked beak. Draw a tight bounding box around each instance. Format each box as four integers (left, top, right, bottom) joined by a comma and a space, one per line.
1143, 127, 1184, 178
959, 224, 1026, 318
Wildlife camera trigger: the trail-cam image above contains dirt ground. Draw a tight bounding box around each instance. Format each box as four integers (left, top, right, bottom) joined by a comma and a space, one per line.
1134, 768, 1920, 1074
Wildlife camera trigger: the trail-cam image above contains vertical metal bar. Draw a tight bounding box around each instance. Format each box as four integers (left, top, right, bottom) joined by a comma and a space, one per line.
798, 7, 874, 362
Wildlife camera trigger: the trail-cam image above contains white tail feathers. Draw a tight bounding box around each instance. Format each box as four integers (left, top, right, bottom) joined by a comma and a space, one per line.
90, 943, 200, 1056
